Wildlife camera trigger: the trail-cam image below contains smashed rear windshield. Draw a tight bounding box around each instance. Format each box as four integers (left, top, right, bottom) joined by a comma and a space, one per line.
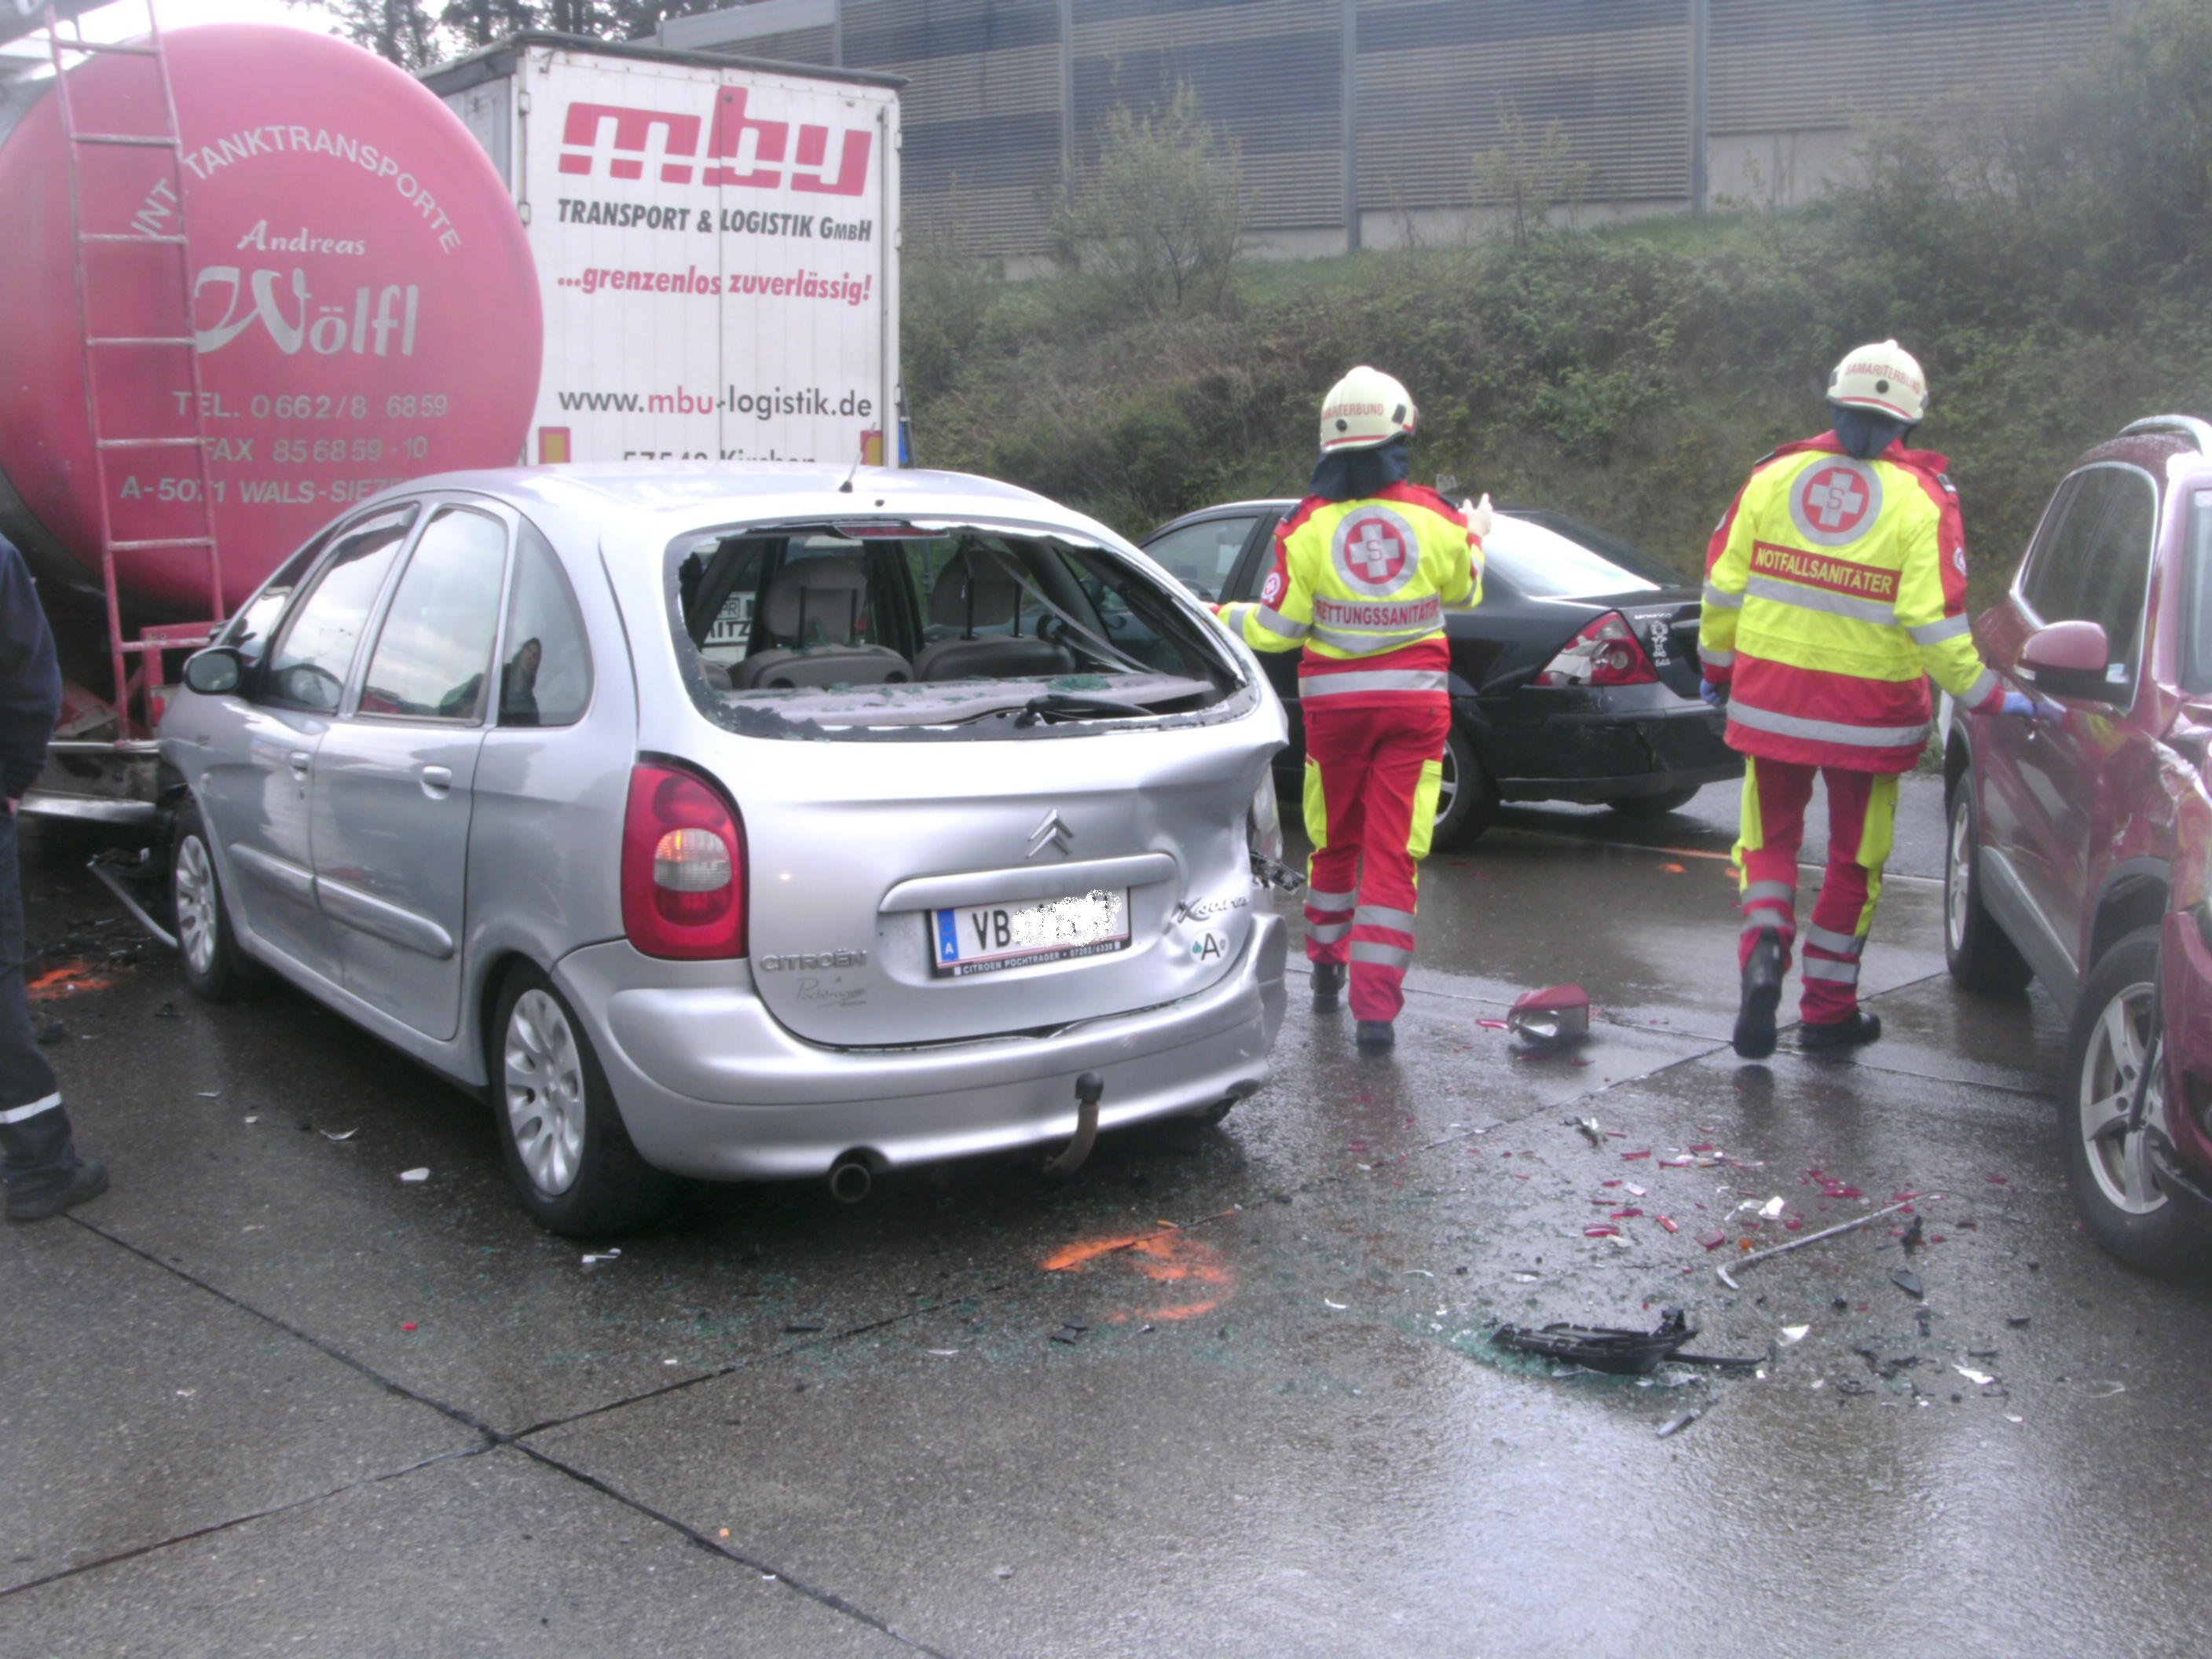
666, 519, 1251, 738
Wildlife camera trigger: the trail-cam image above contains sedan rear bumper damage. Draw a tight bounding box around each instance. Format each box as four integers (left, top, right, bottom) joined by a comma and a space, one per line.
556, 913, 1288, 1181
1479, 694, 1740, 801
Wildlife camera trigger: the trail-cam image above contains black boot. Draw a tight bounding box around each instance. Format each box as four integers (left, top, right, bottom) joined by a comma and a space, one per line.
1312, 961, 1346, 1012
1799, 1009, 1882, 1053
1356, 1020, 1396, 1052
2, 1104, 108, 1223
1733, 934, 1785, 1060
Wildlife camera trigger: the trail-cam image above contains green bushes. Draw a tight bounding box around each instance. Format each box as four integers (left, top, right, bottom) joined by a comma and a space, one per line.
906, 0, 2212, 602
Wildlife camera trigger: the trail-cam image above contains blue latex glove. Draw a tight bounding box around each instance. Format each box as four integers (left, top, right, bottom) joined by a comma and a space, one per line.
1999, 690, 2060, 721
1699, 679, 1729, 710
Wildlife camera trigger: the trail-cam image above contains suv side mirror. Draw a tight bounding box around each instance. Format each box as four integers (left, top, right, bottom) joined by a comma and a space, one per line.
2019, 619, 2117, 701
181, 645, 246, 697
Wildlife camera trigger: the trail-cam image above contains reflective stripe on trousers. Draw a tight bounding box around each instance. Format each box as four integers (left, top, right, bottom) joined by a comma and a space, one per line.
1731, 756, 1898, 1026
1299, 668, 1452, 699
1303, 697, 1452, 1023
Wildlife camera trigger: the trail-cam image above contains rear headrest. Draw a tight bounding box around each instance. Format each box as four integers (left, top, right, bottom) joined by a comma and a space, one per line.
761, 556, 869, 644
931, 550, 1023, 632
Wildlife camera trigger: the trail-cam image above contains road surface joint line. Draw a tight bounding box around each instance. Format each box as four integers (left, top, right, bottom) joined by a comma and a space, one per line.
0, 1444, 495, 1603
511, 1441, 956, 1657
506, 1295, 1005, 1443
62, 1211, 504, 1445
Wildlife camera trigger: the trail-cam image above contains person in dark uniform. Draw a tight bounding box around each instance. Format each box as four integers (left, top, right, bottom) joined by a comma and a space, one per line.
0, 534, 105, 1221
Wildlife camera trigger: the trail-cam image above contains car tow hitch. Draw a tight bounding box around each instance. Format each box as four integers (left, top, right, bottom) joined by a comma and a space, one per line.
1042, 1071, 1106, 1179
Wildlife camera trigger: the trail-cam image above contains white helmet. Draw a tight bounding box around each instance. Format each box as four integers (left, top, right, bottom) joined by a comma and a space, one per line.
1827, 339, 1928, 424
1319, 365, 1417, 452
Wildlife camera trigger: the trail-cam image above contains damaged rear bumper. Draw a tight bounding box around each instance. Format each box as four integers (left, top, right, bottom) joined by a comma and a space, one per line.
555, 913, 1288, 1181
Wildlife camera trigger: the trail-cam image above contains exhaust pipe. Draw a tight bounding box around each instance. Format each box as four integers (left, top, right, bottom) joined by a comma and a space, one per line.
826, 1154, 874, 1204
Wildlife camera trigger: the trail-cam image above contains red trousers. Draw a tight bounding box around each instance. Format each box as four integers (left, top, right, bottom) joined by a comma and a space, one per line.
1734, 756, 1900, 1026
1300, 698, 1453, 1023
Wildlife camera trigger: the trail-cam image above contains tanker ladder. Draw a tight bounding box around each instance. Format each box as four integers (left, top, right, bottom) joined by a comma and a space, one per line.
22, 0, 221, 834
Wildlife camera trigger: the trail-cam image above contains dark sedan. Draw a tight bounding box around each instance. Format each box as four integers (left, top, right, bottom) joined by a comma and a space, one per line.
1141, 499, 1741, 845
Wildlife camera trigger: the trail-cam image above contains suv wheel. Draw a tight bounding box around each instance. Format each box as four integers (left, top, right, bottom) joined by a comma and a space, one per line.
492, 965, 674, 1237
1432, 725, 1497, 850
1943, 782, 2032, 993
2060, 926, 2203, 1276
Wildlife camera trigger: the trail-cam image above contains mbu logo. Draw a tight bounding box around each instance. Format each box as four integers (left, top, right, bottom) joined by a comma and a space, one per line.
558, 90, 872, 198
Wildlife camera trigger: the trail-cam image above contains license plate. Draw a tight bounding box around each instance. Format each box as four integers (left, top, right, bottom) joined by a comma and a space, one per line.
932, 889, 1130, 977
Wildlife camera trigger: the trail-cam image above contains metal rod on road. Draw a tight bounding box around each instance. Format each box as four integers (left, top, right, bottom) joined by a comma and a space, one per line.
87, 854, 178, 950
1717, 1199, 1915, 1290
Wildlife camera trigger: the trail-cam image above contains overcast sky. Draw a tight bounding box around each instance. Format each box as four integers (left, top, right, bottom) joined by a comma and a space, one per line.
65, 0, 335, 42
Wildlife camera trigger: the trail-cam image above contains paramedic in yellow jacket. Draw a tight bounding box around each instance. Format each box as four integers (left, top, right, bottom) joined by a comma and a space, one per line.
1218, 367, 1485, 1052
1701, 339, 2041, 1059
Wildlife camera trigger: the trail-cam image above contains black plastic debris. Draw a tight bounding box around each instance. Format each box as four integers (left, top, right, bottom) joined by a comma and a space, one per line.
2007, 1315, 2033, 1329
1900, 1214, 1926, 1253
782, 1323, 824, 1335
1492, 1307, 1762, 1376
1050, 1320, 1088, 1346
1892, 1268, 1925, 1300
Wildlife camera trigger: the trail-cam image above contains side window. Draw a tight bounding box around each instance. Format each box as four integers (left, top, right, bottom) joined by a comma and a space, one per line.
262, 508, 418, 711
1141, 517, 1258, 603
226, 537, 330, 669
500, 526, 593, 727
357, 507, 509, 722
2017, 471, 2112, 624
2185, 493, 2212, 693
2072, 471, 2157, 670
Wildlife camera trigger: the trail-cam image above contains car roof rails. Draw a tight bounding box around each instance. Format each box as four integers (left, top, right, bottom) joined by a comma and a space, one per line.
2119, 415, 2212, 452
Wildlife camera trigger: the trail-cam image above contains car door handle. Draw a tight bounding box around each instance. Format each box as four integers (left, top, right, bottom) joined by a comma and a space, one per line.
287, 750, 312, 776
419, 764, 453, 798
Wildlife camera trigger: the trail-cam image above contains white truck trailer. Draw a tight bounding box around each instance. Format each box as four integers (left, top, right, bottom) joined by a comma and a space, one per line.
423, 34, 904, 473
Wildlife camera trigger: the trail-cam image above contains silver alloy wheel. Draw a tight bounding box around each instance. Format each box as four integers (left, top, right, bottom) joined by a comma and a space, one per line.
175, 833, 219, 979
1436, 741, 1459, 821
505, 988, 587, 1197
2077, 976, 2167, 1217
1945, 797, 1972, 954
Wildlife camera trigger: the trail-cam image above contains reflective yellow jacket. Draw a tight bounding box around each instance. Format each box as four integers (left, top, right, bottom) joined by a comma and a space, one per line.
1221, 484, 1481, 710
1701, 435, 1999, 772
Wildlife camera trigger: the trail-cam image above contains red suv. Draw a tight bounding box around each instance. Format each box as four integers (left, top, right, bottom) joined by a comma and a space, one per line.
1945, 415, 2212, 1273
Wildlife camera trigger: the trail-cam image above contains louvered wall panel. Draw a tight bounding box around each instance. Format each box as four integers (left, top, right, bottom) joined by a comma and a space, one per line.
848, 0, 1066, 253
1710, 0, 2113, 134
1358, 20, 1689, 207
696, 0, 2128, 257
725, 24, 836, 63
1071, 2, 1344, 227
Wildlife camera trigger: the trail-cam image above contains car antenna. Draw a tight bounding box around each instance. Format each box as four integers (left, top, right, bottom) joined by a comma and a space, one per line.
837, 458, 862, 494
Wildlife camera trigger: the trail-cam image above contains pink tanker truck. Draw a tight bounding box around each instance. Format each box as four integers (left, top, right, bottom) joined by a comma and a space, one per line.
0, 10, 899, 848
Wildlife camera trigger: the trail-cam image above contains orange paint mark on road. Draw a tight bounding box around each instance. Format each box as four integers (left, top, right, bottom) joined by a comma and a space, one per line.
1042, 1229, 1234, 1324
27, 961, 115, 999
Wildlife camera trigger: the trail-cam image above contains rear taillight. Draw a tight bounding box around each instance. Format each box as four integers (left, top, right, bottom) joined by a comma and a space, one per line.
1537, 612, 1659, 687
622, 762, 746, 960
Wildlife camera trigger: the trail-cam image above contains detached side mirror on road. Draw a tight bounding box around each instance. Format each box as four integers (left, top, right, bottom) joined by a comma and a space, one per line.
181, 646, 246, 698
2018, 619, 2119, 702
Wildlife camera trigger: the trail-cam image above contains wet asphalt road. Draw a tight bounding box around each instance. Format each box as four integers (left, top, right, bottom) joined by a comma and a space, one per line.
7, 774, 2212, 1657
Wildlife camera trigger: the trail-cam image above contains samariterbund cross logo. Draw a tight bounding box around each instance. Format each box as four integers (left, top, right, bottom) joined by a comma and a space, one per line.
1333, 509, 1416, 595
1788, 458, 1884, 549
